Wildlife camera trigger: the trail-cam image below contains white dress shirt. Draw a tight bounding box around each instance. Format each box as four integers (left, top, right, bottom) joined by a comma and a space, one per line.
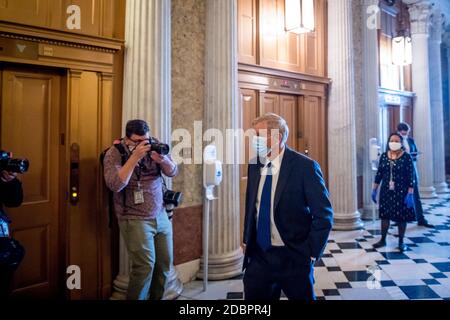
255, 147, 286, 247
402, 136, 410, 153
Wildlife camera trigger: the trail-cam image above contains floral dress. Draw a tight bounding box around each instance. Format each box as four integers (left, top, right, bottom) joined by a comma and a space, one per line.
375, 152, 416, 222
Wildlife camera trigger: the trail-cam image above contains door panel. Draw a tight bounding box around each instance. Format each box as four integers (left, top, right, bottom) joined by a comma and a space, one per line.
239, 88, 258, 243
1, 68, 62, 298
299, 95, 328, 181
387, 105, 400, 136
278, 95, 297, 150
261, 92, 279, 115
237, 0, 257, 64
401, 104, 413, 137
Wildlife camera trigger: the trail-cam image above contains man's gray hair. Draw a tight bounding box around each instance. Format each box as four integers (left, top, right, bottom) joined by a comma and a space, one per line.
252, 113, 289, 146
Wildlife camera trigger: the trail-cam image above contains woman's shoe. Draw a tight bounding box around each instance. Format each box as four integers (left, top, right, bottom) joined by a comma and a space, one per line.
398, 243, 409, 252
373, 239, 386, 248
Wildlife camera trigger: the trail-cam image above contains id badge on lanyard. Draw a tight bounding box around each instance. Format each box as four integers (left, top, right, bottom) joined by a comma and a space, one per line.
134, 181, 145, 205
389, 160, 395, 191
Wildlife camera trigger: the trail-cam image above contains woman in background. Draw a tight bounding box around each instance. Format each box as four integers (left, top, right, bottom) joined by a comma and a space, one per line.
371, 133, 415, 252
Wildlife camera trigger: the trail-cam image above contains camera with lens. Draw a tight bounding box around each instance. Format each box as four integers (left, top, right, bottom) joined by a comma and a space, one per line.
0, 150, 29, 174
147, 138, 170, 155
163, 188, 183, 218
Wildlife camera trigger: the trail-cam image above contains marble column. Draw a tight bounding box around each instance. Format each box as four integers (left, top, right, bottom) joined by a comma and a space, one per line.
429, 11, 449, 194
198, 0, 243, 280
362, 0, 381, 220
327, 0, 363, 230
111, 0, 183, 300
445, 37, 450, 185
404, 0, 437, 198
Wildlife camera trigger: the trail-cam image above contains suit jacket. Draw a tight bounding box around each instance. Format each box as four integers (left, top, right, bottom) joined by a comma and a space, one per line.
406, 137, 418, 162
242, 147, 334, 270
0, 178, 23, 211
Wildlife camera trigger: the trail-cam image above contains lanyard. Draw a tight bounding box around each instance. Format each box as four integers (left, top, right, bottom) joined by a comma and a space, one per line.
389, 159, 395, 183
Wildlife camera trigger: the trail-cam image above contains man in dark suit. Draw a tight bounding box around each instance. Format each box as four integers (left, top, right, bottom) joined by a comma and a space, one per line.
242, 113, 333, 300
397, 122, 434, 228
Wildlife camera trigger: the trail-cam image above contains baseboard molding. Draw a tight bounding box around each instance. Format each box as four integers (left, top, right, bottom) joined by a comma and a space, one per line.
175, 259, 200, 284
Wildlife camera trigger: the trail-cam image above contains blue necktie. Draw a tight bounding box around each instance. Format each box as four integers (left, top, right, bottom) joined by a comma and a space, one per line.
257, 162, 272, 251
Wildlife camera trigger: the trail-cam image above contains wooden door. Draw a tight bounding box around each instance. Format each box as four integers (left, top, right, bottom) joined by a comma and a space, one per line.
239, 88, 258, 243
262, 93, 298, 151
298, 95, 328, 181
401, 104, 414, 137
0, 67, 64, 298
261, 92, 280, 115
278, 94, 297, 150
387, 105, 401, 136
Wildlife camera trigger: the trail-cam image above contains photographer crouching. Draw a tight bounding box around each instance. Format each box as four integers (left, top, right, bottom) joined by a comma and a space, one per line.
103, 119, 179, 300
0, 151, 28, 298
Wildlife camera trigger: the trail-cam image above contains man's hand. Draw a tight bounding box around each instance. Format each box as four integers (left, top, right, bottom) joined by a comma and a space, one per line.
150, 151, 167, 164
129, 140, 151, 161
1, 170, 17, 183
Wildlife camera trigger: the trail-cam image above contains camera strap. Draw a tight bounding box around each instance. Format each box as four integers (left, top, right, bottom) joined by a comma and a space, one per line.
161, 173, 168, 193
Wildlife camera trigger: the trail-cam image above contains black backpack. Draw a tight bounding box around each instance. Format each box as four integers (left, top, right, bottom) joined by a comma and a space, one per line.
100, 139, 129, 228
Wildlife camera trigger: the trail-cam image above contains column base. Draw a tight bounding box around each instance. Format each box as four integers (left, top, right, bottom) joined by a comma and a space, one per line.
361, 204, 379, 221
110, 266, 183, 300
434, 181, 450, 194
198, 248, 244, 280
419, 186, 438, 199
332, 211, 364, 231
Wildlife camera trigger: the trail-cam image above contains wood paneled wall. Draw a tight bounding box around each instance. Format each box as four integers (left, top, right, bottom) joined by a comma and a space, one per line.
0, 0, 125, 39
0, 0, 124, 300
379, 0, 412, 92
238, 0, 326, 77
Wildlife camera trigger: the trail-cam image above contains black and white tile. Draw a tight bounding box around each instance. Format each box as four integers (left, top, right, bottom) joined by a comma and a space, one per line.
177, 194, 450, 300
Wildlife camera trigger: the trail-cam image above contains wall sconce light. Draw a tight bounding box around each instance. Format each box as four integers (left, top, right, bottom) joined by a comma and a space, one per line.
284, 0, 315, 34
392, 2, 412, 66
392, 35, 412, 66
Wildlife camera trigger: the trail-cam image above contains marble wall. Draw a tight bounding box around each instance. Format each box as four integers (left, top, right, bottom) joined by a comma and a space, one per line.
171, 0, 205, 207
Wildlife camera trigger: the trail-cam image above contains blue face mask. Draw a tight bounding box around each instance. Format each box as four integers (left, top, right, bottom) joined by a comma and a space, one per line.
252, 136, 270, 158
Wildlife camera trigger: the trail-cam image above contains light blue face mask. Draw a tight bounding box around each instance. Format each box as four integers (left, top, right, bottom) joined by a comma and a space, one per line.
252, 135, 270, 158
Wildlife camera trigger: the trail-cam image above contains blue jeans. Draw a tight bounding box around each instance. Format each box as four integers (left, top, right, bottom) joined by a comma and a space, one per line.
118, 212, 173, 300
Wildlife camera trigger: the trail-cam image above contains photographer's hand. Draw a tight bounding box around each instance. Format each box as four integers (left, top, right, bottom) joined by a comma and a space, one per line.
118, 141, 151, 185
130, 141, 152, 162
150, 151, 166, 164
155, 153, 178, 177
1, 170, 17, 183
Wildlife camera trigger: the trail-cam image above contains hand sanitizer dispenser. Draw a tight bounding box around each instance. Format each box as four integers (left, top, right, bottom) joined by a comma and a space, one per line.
369, 138, 381, 171
202, 144, 223, 291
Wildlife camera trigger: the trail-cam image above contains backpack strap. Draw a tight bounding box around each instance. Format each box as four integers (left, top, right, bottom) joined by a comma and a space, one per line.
113, 141, 128, 166
113, 141, 129, 215
106, 140, 129, 228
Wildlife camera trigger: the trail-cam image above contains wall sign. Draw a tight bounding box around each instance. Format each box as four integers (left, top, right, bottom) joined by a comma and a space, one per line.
384, 94, 401, 105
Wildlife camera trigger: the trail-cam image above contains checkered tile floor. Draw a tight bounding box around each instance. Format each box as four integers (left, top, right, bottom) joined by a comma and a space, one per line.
177, 194, 450, 300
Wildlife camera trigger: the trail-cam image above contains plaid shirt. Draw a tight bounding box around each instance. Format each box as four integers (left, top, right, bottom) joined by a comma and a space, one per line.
103, 141, 178, 220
